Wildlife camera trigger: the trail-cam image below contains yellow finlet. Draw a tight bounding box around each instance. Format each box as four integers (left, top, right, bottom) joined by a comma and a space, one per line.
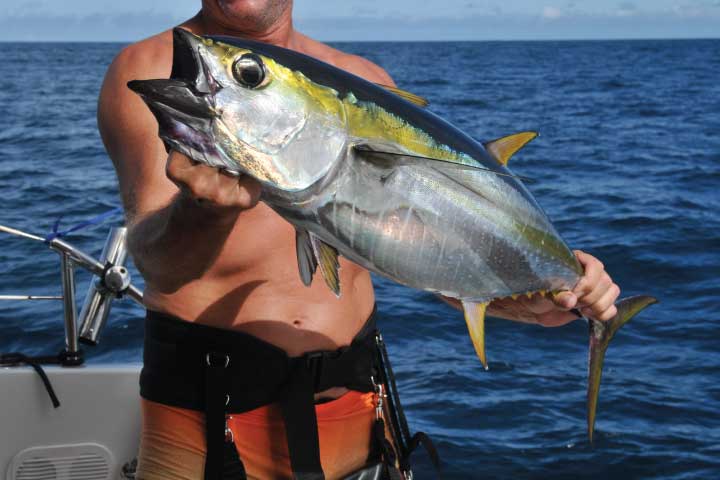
483, 131, 538, 166
377, 84, 429, 107
462, 301, 489, 370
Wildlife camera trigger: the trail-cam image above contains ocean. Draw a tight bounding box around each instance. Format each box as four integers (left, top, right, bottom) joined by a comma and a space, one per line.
0, 39, 718, 478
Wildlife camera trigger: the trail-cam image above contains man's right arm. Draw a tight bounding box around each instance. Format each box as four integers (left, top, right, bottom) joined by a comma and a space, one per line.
97, 38, 260, 293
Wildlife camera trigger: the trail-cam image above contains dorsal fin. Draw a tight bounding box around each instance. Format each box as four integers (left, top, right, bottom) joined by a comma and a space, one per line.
376, 83, 429, 107
483, 131, 538, 166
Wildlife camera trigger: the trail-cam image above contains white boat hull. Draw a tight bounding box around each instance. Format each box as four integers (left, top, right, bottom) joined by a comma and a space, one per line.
1, 364, 141, 480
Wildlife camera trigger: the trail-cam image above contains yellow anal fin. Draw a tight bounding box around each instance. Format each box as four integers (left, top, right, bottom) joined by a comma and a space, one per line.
377, 83, 429, 107
462, 301, 489, 370
483, 131, 538, 166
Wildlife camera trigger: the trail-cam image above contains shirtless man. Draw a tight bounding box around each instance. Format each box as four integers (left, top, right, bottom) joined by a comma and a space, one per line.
98, 1, 621, 478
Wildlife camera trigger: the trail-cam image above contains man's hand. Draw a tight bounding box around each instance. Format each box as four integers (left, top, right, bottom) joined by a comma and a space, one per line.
513, 250, 620, 327
166, 150, 262, 215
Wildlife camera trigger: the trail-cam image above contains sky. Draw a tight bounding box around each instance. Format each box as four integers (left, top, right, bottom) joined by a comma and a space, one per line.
1, 0, 719, 42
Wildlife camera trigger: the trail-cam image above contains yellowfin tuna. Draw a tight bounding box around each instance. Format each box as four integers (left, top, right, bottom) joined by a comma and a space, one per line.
129, 28, 657, 441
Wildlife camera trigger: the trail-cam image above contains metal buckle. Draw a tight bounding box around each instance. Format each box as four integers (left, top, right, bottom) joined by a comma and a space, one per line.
304, 351, 325, 388
370, 375, 386, 421
225, 415, 234, 443
205, 352, 230, 368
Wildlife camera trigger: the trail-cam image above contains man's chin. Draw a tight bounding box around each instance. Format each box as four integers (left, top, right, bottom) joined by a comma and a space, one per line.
207, 0, 292, 33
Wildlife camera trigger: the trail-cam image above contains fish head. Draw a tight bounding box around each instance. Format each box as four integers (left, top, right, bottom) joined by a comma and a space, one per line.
128, 28, 347, 194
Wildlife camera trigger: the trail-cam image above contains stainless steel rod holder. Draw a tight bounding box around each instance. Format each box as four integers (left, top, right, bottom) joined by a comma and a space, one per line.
48, 236, 143, 306
60, 252, 79, 354
78, 227, 130, 345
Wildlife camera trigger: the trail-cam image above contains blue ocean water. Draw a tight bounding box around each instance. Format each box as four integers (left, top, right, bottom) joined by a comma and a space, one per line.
0, 39, 718, 478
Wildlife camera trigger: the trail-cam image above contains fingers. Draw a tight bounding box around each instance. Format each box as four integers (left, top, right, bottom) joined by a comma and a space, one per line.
236, 174, 263, 207
166, 151, 261, 210
572, 250, 604, 299
572, 250, 621, 322
581, 284, 620, 322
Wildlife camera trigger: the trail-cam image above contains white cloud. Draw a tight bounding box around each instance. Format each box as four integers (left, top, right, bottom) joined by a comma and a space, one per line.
671, 0, 720, 16
542, 6, 564, 19
616, 1, 638, 16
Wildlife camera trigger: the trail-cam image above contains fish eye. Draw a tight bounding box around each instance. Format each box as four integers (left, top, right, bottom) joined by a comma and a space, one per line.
232, 53, 266, 88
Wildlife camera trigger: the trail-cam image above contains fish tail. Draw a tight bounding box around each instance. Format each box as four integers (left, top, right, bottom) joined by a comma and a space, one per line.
586, 295, 658, 443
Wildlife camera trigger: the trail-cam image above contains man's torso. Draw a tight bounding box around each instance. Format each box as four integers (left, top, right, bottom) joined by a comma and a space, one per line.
122, 19, 390, 355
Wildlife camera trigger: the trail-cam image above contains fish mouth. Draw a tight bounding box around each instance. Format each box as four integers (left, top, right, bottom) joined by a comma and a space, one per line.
128, 29, 217, 120
127, 28, 222, 159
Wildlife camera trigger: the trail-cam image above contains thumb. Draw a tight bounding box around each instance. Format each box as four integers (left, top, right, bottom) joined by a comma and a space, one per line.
552, 291, 577, 310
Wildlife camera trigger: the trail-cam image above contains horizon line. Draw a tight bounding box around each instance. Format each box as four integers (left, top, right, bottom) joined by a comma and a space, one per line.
1, 36, 718, 44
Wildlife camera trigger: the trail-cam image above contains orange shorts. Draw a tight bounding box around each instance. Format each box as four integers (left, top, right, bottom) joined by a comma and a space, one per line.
136, 390, 378, 480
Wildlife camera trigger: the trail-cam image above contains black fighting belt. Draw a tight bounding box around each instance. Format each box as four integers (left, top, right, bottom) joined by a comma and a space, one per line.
141, 309, 381, 480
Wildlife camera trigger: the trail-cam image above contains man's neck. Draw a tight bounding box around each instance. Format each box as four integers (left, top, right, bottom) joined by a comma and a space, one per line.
187, 10, 300, 49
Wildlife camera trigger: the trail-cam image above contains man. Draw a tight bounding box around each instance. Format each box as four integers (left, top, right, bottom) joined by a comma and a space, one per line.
98, 1, 621, 478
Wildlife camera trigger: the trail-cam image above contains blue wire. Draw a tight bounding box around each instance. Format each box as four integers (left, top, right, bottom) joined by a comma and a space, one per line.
44, 207, 124, 244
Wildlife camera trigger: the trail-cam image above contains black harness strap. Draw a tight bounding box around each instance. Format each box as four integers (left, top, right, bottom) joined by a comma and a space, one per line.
280, 360, 324, 479
141, 310, 379, 480
204, 351, 245, 480
141, 309, 435, 480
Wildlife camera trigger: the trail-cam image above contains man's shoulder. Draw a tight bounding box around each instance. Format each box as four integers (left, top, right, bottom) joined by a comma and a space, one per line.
298, 34, 394, 86
109, 29, 174, 82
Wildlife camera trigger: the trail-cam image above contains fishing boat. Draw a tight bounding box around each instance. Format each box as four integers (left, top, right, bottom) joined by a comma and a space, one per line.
1, 224, 143, 479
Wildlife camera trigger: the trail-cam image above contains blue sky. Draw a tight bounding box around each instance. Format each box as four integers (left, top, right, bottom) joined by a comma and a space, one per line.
1, 0, 719, 41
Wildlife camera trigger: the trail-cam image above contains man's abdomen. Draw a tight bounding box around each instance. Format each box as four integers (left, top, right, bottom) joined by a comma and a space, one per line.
141, 210, 376, 356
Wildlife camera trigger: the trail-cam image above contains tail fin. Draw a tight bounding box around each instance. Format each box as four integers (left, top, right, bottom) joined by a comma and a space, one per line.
587, 295, 658, 443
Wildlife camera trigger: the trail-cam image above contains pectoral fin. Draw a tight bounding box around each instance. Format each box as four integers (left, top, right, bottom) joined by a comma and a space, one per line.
309, 234, 341, 297
354, 144, 534, 182
586, 295, 658, 443
295, 230, 341, 296
462, 300, 490, 370
295, 229, 317, 287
